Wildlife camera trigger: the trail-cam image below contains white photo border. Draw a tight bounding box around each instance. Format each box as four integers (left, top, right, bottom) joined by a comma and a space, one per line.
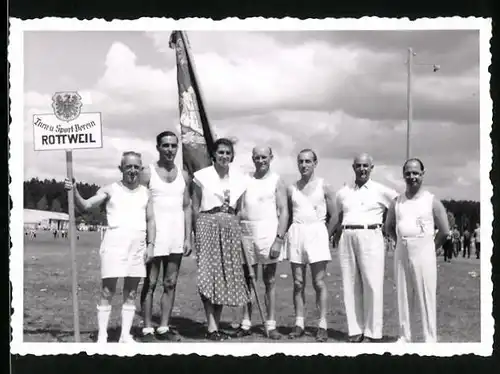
9, 16, 493, 357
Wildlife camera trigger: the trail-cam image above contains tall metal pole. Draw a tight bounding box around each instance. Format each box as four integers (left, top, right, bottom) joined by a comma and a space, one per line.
66, 150, 81, 342
406, 48, 413, 161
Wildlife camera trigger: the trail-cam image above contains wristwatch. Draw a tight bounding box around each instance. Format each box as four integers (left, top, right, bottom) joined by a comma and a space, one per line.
276, 234, 284, 240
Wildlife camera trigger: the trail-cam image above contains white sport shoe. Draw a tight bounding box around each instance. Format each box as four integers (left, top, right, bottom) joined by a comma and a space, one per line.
119, 334, 137, 343
96, 334, 108, 343
396, 337, 409, 343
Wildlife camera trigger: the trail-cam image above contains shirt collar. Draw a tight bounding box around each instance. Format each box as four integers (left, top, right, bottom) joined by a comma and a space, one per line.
352, 179, 372, 190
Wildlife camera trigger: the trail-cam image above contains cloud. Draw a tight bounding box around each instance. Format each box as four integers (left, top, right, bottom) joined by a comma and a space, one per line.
95, 42, 178, 115
22, 30, 480, 201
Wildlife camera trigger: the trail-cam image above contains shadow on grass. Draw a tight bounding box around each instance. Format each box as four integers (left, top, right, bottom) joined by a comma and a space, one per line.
24, 323, 398, 343
277, 325, 347, 341
24, 327, 96, 342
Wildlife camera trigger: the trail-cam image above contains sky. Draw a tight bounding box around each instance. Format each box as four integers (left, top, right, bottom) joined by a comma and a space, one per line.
23, 30, 480, 201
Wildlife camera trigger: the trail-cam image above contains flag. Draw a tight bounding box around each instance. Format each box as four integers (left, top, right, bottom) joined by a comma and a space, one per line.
169, 31, 216, 176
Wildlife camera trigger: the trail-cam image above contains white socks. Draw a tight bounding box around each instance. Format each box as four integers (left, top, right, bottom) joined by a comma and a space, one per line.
293, 317, 327, 330
265, 320, 276, 331
119, 304, 136, 342
241, 319, 252, 331
97, 305, 112, 343
142, 327, 155, 335
156, 326, 170, 334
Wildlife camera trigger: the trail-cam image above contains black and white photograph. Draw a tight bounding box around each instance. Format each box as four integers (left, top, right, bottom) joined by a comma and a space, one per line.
8, 17, 492, 357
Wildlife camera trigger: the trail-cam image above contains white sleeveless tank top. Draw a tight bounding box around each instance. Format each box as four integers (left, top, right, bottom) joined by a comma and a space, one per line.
395, 190, 435, 239
290, 178, 327, 224
149, 164, 185, 223
106, 182, 149, 231
243, 172, 280, 222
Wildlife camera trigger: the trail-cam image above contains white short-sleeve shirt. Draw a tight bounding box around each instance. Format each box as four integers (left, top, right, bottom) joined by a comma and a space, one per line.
335, 179, 398, 225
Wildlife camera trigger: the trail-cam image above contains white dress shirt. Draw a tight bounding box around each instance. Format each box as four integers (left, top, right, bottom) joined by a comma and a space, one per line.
336, 179, 398, 226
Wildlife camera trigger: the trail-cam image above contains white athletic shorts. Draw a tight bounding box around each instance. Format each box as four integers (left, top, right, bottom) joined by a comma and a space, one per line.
286, 222, 331, 265
241, 220, 283, 265
99, 227, 147, 279
154, 214, 184, 257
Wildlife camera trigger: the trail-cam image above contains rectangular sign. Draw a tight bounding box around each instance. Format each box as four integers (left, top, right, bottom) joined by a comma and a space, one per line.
32, 112, 103, 151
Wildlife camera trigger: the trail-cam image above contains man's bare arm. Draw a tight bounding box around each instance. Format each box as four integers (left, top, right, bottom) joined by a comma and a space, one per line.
384, 199, 397, 241
433, 197, 450, 250
191, 181, 202, 234
286, 185, 294, 232
324, 183, 340, 238
275, 178, 289, 237
182, 171, 193, 240
71, 183, 109, 211
146, 192, 156, 245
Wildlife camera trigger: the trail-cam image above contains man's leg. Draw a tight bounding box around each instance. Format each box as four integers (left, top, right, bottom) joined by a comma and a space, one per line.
139, 265, 150, 312
289, 262, 306, 339
156, 254, 183, 340
310, 261, 328, 342
97, 277, 118, 343
119, 276, 142, 342
444, 244, 451, 262
476, 242, 480, 259
141, 258, 162, 338
262, 263, 280, 339
411, 241, 437, 343
394, 242, 413, 342
358, 231, 385, 341
338, 232, 364, 341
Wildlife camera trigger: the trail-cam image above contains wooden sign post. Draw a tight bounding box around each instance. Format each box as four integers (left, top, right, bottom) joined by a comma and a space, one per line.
33, 92, 103, 342
65, 150, 80, 341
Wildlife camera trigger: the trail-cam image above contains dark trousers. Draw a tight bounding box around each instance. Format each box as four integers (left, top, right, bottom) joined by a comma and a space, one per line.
443, 244, 453, 262
463, 241, 471, 258
475, 242, 480, 259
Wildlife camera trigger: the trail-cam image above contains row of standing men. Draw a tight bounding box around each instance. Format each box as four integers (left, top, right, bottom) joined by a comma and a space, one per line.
65, 130, 450, 343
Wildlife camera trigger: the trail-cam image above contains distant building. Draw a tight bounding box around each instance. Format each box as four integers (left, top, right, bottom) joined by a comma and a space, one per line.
24, 209, 69, 230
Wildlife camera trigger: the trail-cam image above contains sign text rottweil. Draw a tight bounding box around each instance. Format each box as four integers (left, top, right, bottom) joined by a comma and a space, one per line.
32, 92, 103, 151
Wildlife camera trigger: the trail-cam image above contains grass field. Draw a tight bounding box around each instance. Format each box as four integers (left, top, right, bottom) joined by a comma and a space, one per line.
23, 231, 481, 343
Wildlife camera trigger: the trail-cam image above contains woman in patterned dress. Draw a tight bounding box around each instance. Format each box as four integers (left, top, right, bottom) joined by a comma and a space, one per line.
192, 138, 250, 341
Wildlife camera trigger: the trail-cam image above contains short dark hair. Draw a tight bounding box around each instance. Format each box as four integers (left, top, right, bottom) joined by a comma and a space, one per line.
403, 158, 425, 172
156, 131, 179, 145
298, 148, 318, 162
212, 138, 235, 162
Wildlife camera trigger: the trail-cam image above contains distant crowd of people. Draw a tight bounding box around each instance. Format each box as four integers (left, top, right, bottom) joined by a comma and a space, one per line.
442, 223, 481, 262
25, 228, 79, 240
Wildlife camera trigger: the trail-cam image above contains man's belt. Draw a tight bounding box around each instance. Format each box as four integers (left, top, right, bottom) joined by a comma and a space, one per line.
201, 206, 236, 215
342, 224, 382, 230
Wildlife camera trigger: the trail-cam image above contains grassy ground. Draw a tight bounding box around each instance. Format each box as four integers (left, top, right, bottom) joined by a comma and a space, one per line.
23, 231, 481, 343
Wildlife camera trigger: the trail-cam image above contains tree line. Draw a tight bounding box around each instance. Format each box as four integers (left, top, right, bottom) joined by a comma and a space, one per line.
23, 177, 107, 226
23, 178, 480, 231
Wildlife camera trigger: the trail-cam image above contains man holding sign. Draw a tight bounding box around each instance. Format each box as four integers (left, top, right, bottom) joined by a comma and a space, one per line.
64, 151, 155, 343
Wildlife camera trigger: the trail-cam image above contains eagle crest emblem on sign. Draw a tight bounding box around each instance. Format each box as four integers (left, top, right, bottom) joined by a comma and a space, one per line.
51, 92, 83, 122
